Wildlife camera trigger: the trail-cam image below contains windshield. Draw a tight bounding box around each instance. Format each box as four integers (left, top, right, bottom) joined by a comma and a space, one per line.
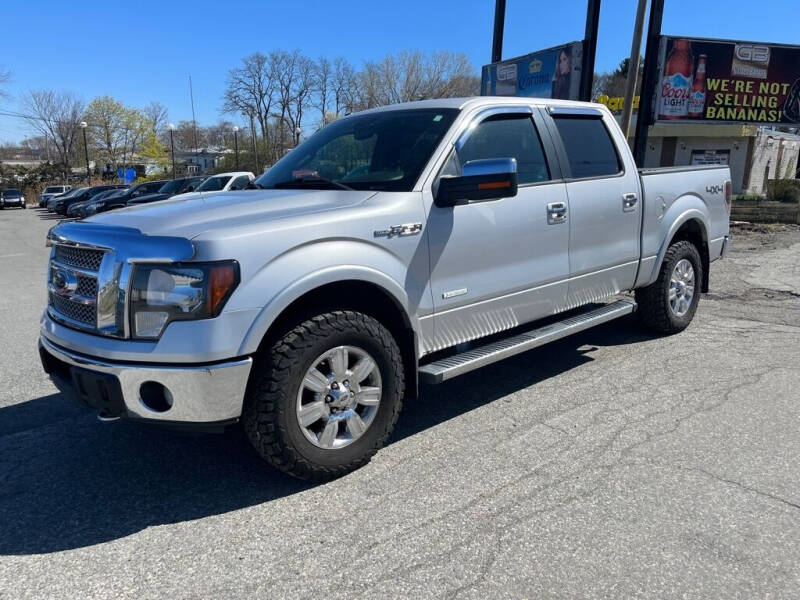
44, 186, 62, 193
254, 108, 459, 192
3, 189, 21, 197
196, 176, 231, 192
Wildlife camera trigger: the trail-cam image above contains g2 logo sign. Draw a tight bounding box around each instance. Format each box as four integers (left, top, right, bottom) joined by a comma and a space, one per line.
706, 185, 723, 195
735, 44, 770, 64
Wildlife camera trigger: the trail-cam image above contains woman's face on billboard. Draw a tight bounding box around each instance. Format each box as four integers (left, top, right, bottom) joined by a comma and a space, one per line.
558, 51, 571, 74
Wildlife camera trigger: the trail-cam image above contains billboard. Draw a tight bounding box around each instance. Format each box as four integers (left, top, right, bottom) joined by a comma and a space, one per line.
657, 36, 800, 124
481, 42, 583, 100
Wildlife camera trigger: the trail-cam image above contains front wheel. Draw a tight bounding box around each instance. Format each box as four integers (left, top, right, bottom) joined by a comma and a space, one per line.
635, 240, 703, 334
242, 310, 404, 481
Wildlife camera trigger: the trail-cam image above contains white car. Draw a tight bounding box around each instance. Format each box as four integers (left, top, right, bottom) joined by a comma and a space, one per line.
194, 172, 255, 193
38, 185, 72, 208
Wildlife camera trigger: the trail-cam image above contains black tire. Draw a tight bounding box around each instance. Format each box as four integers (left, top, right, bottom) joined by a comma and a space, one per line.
635, 240, 703, 334
242, 310, 404, 481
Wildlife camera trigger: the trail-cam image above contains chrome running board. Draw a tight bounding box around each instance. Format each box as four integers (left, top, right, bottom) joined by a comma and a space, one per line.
419, 299, 636, 384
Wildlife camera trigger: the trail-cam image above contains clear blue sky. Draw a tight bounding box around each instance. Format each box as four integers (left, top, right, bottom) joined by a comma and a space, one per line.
1, 0, 798, 142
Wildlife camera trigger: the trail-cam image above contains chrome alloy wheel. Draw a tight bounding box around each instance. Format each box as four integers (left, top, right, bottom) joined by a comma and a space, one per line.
669, 258, 695, 317
296, 345, 382, 449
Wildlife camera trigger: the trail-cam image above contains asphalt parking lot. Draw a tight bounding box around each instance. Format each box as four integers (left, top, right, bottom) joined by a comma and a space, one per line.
1, 208, 799, 599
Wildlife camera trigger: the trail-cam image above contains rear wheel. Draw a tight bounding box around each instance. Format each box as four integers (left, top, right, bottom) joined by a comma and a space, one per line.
636, 240, 702, 334
242, 310, 404, 481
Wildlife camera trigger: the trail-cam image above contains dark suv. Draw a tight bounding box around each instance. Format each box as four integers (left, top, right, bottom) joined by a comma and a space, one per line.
51, 185, 128, 215
0, 189, 26, 209
76, 180, 169, 217
126, 176, 204, 206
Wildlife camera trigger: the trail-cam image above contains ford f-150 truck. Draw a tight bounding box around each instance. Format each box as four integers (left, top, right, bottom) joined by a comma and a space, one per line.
40, 97, 731, 480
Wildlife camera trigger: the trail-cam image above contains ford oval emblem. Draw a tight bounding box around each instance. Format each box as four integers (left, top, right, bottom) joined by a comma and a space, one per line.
51, 268, 78, 296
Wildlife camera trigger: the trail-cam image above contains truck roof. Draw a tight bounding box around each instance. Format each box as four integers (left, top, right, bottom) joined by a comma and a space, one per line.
357, 96, 607, 115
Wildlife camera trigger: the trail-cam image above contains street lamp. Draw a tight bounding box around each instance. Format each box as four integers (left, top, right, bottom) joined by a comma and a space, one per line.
168, 123, 176, 178
80, 121, 90, 182
232, 126, 240, 170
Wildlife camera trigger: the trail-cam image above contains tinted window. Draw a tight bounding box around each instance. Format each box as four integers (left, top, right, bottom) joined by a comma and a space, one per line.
3, 189, 21, 197
553, 116, 621, 179
230, 176, 250, 190
458, 115, 550, 184
197, 176, 231, 192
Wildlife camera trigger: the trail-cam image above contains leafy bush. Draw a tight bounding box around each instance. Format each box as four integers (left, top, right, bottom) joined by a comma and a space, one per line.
766, 179, 800, 203
734, 193, 763, 203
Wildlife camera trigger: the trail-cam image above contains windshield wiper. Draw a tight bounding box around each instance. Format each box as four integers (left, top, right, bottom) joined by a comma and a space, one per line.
272, 176, 354, 191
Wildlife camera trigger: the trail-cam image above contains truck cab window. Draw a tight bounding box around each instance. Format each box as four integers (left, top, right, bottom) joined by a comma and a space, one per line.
552, 116, 622, 179
458, 115, 550, 184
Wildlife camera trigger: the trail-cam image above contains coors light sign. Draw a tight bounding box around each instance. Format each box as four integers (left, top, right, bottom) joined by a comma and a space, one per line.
659, 39, 694, 119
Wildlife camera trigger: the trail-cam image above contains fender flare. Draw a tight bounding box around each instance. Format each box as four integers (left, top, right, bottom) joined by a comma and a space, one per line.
643, 204, 710, 286
237, 264, 419, 356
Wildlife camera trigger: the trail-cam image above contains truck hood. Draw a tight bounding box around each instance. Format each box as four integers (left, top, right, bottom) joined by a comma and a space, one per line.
85, 189, 376, 239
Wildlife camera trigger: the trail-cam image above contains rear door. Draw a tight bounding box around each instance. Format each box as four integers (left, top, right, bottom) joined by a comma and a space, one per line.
542, 107, 642, 306
425, 106, 571, 352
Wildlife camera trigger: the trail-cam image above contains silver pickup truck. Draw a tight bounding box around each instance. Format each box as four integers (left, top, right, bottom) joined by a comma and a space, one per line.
40, 97, 731, 480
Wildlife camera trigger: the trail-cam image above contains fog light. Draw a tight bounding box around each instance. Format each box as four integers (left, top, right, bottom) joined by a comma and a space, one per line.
139, 381, 173, 413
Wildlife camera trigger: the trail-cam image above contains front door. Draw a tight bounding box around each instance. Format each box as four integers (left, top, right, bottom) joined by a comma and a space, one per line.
423, 108, 571, 353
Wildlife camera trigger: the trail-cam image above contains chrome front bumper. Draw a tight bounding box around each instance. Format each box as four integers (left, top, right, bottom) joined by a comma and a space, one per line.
39, 335, 252, 425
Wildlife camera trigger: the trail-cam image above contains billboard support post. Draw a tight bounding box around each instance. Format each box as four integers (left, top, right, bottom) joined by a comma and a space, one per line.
633, 0, 665, 166
621, 0, 647, 139
579, 0, 601, 101
491, 0, 507, 63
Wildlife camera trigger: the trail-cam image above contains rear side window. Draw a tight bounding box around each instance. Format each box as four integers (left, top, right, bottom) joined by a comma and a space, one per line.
553, 116, 622, 179
458, 115, 550, 184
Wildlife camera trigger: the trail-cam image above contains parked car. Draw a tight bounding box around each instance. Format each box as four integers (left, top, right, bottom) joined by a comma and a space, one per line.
39, 97, 731, 481
77, 180, 169, 217
126, 176, 205, 206
47, 187, 85, 212
66, 189, 121, 218
38, 185, 72, 208
51, 184, 128, 215
0, 188, 25, 209
193, 171, 254, 193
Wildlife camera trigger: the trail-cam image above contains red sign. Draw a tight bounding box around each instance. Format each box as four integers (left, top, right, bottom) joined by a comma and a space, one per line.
657, 37, 800, 124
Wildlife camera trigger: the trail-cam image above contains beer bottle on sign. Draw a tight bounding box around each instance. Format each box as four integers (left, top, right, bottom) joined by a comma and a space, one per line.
659, 40, 694, 120
688, 55, 707, 118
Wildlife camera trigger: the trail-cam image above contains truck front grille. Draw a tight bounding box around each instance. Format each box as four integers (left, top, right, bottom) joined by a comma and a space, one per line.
49, 292, 96, 326
54, 245, 105, 271
48, 243, 106, 332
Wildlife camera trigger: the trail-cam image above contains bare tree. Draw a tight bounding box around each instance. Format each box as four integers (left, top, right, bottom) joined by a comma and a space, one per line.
288, 54, 316, 145
223, 52, 277, 146
22, 90, 85, 174
143, 101, 168, 136
332, 57, 356, 116
314, 57, 332, 126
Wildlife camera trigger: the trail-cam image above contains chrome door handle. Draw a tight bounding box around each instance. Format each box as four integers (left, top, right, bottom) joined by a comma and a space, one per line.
622, 193, 638, 212
547, 202, 568, 225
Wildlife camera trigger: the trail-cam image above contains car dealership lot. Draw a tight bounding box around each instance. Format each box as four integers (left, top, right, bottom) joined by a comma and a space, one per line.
1, 209, 799, 599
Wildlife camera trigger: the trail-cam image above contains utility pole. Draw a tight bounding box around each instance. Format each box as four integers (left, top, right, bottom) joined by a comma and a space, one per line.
232, 126, 240, 170
168, 123, 176, 178
579, 0, 602, 101
79, 121, 90, 182
621, 0, 647, 140
248, 112, 259, 174
632, 0, 665, 166
189, 75, 198, 154
491, 0, 506, 63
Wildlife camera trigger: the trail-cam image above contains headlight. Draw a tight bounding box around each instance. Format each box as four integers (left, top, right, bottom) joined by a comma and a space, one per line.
129, 261, 239, 339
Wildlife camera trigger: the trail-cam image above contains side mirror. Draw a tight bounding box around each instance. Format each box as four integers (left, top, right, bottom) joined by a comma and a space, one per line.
435, 158, 518, 208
